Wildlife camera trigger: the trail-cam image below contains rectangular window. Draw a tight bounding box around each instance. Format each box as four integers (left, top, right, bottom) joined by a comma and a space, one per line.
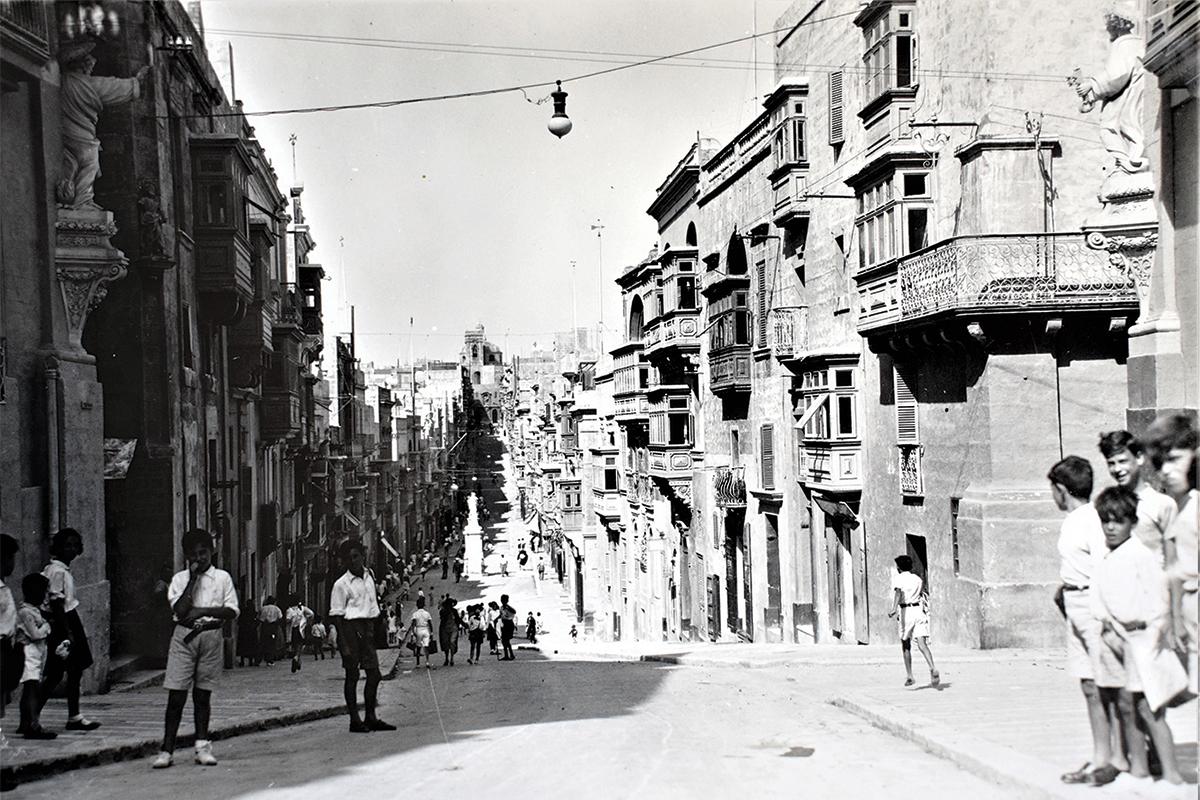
790, 117, 806, 162
731, 430, 741, 467
894, 366, 919, 443
907, 207, 929, 253
855, 172, 932, 270
896, 34, 914, 88
181, 303, 194, 368
950, 497, 961, 576
678, 276, 697, 310
760, 424, 775, 491
836, 394, 856, 438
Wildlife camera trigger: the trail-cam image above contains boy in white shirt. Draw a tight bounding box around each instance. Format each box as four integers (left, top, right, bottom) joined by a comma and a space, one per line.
1091, 486, 1184, 785
151, 529, 239, 769
887, 555, 939, 687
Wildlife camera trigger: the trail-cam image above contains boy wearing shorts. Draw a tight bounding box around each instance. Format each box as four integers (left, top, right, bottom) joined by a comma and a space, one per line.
887, 555, 939, 687
16, 574, 55, 739
152, 529, 238, 769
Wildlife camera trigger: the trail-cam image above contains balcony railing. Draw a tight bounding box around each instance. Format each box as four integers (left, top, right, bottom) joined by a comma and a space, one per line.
857, 232, 1139, 332
1, 1, 49, 61
714, 466, 747, 508
769, 306, 808, 359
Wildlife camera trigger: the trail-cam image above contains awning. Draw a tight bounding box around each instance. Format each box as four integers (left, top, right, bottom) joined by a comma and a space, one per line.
378, 534, 399, 558
794, 394, 829, 429
814, 496, 860, 528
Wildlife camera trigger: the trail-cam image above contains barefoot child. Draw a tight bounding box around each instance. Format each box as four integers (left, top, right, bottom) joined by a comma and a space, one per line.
16, 574, 55, 739
1092, 486, 1186, 786
888, 555, 939, 687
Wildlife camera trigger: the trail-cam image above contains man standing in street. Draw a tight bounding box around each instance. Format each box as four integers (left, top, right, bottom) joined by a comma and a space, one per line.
499, 594, 517, 661
152, 529, 238, 769
1049, 456, 1123, 787
329, 540, 395, 733
887, 555, 938, 687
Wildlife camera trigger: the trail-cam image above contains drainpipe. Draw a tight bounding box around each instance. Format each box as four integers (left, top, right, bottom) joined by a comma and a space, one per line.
45, 356, 63, 530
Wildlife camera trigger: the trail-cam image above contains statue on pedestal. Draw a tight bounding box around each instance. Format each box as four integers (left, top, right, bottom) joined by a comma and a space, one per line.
467, 492, 480, 529
56, 40, 150, 210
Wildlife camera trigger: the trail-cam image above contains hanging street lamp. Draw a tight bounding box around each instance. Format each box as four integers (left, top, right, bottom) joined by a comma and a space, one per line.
547, 80, 572, 138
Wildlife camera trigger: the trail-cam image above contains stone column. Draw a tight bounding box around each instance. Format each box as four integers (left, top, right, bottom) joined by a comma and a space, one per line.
48, 207, 129, 691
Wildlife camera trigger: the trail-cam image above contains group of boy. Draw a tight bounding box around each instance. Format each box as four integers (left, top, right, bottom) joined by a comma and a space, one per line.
0, 528, 101, 744
1050, 414, 1197, 788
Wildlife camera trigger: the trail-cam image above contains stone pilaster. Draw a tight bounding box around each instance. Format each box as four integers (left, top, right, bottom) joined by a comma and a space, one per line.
54, 208, 129, 355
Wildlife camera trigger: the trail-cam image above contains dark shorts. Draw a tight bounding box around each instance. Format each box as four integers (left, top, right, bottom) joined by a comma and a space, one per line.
339, 618, 379, 672
501, 620, 515, 642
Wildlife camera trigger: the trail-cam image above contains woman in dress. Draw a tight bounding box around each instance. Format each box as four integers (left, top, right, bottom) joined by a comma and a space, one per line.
486, 601, 500, 656
439, 596, 463, 667
257, 596, 283, 667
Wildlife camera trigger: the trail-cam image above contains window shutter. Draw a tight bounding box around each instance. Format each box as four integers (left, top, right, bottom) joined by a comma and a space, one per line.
761, 424, 776, 490
829, 71, 844, 145
894, 366, 919, 444
756, 260, 768, 347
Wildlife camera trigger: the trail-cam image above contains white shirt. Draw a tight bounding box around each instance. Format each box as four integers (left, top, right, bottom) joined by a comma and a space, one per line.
1169, 490, 1198, 591
287, 605, 313, 633
409, 608, 433, 632
1134, 484, 1178, 557
43, 558, 79, 612
329, 570, 380, 620
1092, 536, 1169, 630
891, 571, 924, 604
1057, 503, 1106, 587
0, 579, 16, 638
166, 565, 239, 622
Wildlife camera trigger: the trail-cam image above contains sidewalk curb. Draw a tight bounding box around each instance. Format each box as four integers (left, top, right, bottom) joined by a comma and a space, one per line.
828, 693, 1168, 800
1, 702, 345, 786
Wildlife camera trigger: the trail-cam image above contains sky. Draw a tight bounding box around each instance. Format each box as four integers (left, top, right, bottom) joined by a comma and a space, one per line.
201, 0, 797, 365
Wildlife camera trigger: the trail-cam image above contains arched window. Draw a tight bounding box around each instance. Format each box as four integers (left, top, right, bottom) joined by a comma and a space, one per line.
628, 295, 644, 341
686, 222, 697, 247
726, 233, 747, 275
472, 371, 481, 385
472, 344, 479, 359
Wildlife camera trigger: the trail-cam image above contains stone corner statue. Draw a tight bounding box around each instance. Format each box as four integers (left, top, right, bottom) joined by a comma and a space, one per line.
56, 39, 151, 210
466, 492, 480, 528
1071, 3, 1149, 185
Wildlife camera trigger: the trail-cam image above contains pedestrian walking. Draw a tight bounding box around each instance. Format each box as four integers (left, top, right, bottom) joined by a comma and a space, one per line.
329, 540, 395, 733
525, 611, 538, 644
569, 624, 578, 643
39, 528, 99, 732
15, 574, 55, 739
151, 528, 239, 768
1144, 412, 1199, 695
1049, 456, 1123, 787
500, 556, 509, 577
517, 549, 529, 570
486, 601, 500, 655
258, 596, 283, 666
286, 596, 313, 673
887, 556, 938, 687
309, 616, 327, 660
499, 595, 517, 661
537, 556, 546, 581
439, 596, 462, 666
404, 595, 434, 668
1098, 431, 1178, 560
466, 605, 485, 664
454, 556, 464, 583
441, 555, 450, 580
1091, 486, 1186, 786
237, 604, 260, 667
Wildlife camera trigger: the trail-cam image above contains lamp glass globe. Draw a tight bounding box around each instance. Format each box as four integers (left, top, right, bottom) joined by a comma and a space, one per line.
548, 115, 572, 138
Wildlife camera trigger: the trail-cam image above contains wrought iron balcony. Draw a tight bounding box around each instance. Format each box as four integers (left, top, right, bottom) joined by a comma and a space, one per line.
1, 0, 49, 61
856, 232, 1139, 333
714, 466, 747, 508
769, 306, 808, 360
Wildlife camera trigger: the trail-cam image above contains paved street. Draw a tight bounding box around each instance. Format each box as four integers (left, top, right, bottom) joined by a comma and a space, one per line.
11, 654, 1013, 800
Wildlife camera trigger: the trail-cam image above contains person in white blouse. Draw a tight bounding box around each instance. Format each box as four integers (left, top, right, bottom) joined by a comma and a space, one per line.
151, 529, 238, 769
40, 528, 99, 732
329, 540, 395, 733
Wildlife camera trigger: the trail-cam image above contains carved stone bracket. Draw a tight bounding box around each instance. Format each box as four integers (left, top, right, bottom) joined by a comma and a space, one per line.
55, 208, 129, 352
1085, 228, 1158, 323
668, 479, 693, 508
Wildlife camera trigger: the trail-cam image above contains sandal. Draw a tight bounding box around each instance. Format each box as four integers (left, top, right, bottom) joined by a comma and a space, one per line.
930, 671, 941, 687
1061, 762, 1092, 784
904, 677, 915, 687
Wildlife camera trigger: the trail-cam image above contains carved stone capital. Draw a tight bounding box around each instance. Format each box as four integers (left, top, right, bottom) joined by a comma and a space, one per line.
1084, 228, 1158, 322
55, 208, 128, 352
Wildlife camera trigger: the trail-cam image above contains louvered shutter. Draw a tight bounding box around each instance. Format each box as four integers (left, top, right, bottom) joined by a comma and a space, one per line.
761, 423, 776, 490
756, 260, 768, 347
829, 71, 844, 145
894, 366, 919, 444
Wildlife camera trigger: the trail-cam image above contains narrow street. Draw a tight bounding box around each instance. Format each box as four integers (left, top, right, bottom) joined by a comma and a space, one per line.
16, 657, 1009, 800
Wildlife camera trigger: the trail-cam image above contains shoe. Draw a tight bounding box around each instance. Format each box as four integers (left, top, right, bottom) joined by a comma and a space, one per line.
23, 726, 57, 740
930, 670, 940, 687
194, 740, 218, 766
1061, 762, 1092, 783
366, 719, 397, 731
151, 751, 173, 769
904, 678, 915, 687
1087, 765, 1120, 786
349, 721, 372, 733
65, 717, 101, 731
